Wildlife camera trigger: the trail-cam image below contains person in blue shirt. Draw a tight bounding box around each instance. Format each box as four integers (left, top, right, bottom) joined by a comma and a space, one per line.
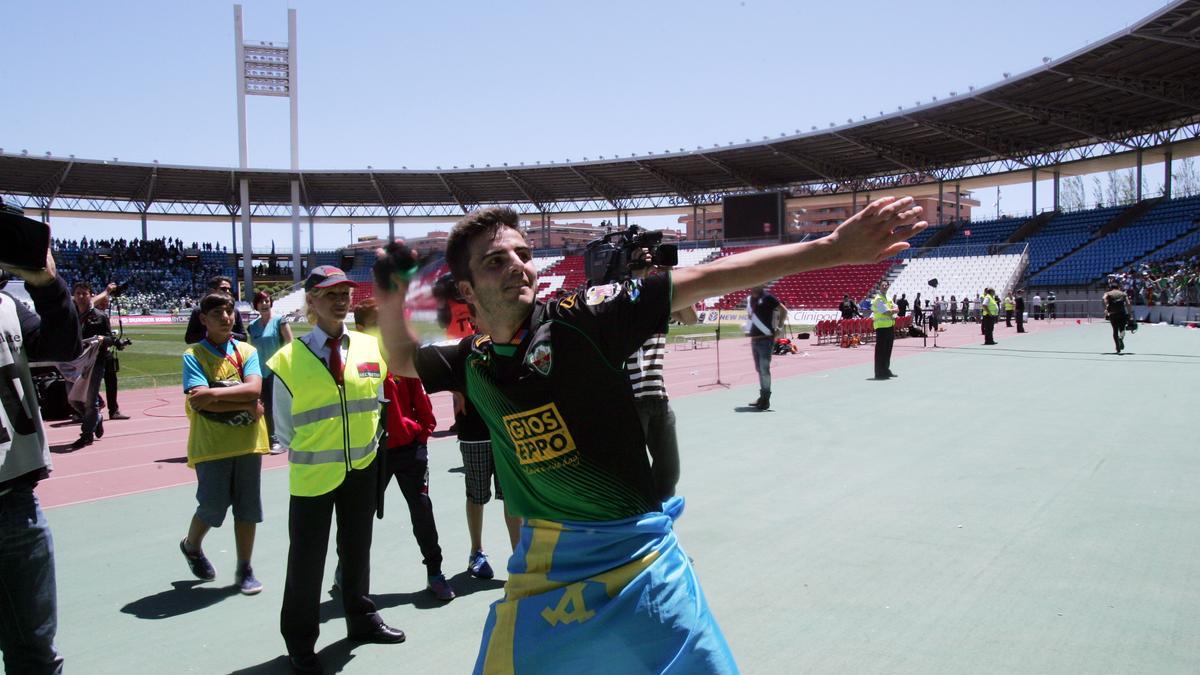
247, 291, 292, 453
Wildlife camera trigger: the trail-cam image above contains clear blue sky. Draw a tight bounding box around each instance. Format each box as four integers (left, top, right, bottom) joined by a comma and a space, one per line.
1, 0, 1171, 250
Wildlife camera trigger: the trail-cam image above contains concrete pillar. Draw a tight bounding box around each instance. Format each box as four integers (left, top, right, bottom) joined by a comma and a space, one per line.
1164, 149, 1173, 198
954, 183, 961, 222
937, 181, 944, 226
387, 214, 395, 243
1053, 170, 1060, 211
1031, 167, 1038, 215
140, 212, 148, 241
1135, 149, 1144, 202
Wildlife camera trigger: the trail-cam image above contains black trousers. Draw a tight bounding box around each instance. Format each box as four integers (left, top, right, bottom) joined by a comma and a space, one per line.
281, 458, 381, 657
874, 327, 894, 378
982, 315, 997, 344
1004, 309, 1013, 327
104, 356, 119, 413
385, 443, 443, 576
1016, 309, 1026, 332
1110, 317, 1126, 352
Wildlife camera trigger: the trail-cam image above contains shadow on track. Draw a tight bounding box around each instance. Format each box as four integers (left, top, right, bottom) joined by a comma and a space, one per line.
120, 580, 239, 619
229, 640, 358, 675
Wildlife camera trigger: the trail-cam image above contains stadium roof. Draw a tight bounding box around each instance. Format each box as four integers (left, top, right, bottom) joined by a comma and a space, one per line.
2, 0, 1199, 220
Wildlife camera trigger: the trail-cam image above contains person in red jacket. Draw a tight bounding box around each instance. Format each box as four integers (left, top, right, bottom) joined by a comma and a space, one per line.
354, 299, 456, 601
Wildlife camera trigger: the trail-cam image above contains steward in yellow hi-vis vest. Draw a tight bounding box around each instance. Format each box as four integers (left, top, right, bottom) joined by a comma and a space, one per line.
268, 266, 406, 666
269, 329, 382, 497
1003, 294, 1015, 327
981, 287, 999, 346
871, 281, 898, 380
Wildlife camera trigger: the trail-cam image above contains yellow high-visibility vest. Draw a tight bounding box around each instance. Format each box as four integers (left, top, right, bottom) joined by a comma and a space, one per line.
1003, 296, 1014, 311
268, 330, 383, 497
872, 293, 896, 329
983, 295, 999, 316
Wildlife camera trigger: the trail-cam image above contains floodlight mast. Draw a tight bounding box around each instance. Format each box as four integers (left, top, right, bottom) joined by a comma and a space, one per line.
233, 4, 303, 300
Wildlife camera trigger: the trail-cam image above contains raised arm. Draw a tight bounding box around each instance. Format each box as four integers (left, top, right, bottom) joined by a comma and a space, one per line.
671, 196, 925, 312
371, 243, 422, 378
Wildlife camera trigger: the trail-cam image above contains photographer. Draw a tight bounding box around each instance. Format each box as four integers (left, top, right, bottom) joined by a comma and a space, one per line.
373, 196, 925, 672
90, 283, 130, 421
185, 276, 246, 344
0, 242, 80, 674
70, 282, 111, 449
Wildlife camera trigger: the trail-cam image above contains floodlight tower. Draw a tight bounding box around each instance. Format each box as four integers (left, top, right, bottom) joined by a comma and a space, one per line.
233, 4, 303, 299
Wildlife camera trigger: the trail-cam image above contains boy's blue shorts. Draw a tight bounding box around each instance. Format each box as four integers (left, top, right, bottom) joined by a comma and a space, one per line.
194, 453, 263, 527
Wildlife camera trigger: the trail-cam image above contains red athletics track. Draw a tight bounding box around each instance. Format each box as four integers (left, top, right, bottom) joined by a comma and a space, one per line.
39, 319, 1077, 509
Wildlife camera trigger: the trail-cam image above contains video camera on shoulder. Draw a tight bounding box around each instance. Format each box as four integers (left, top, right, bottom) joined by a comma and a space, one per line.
0, 201, 50, 288
583, 225, 678, 287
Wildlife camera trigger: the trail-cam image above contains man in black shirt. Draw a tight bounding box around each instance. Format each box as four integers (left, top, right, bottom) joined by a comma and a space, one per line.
1015, 290, 1027, 333
71, 282, 111, 449
896, 293, 908, 318
839, 294, 857, 320
373, 197, 926, 672
747, 285, 785, 410
184, 276, 246, 344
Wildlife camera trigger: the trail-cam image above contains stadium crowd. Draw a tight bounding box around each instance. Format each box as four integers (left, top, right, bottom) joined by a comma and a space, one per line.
1112, 257, 1200, 306
52, 236, 228, 313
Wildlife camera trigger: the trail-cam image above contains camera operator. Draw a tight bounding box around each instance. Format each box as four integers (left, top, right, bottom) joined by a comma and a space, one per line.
90, 282, 130, 421
0, 245, 80, 674
626, 246, 696, 501
185, 276, 246, 345
70, 282, 112, 449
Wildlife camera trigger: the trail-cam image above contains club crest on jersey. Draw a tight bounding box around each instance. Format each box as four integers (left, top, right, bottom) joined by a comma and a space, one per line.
584, 282, 621, 306
526, 341, 553, 376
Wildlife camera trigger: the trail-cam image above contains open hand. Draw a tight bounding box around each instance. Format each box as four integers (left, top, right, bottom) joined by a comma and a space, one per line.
826, 196, 928, 265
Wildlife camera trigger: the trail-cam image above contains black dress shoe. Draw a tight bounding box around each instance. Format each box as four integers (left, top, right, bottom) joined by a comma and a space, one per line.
887, 372, 898, 378
95, 419, 104, 438
110, 411, 130, 420
288, 653, 323, 674
349, 622, 406, 644
70, 436, 93, 450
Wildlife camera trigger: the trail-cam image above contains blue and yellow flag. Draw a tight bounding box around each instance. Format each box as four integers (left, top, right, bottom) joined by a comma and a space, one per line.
474, 497, 737, 674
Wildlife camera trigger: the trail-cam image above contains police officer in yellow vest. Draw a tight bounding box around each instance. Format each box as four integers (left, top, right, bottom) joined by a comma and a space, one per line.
981, 287, 999, 345
1003, 293, 1015, 327
872, 281, 898, 380
267, 266, 405, 675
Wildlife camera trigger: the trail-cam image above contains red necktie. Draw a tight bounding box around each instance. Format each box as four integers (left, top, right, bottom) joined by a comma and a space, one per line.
325, 336, 344, 385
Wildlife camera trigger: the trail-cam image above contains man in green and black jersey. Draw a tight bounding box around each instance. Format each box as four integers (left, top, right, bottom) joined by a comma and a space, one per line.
373, 198, 926, 671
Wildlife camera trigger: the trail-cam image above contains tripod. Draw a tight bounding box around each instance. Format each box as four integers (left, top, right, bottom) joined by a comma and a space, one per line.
699, 306, 730, 389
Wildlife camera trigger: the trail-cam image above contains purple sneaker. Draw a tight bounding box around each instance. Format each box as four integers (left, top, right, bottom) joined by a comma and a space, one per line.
427, 574, 456, 601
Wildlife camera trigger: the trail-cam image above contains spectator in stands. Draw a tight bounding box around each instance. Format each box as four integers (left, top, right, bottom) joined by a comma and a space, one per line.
353, 299, 456, 602
1015, 290, 1027, 333
1003, 292, 1015, 327
70, 282, 110, 450
0, 244, 80, 674
186, 276, 246, 344
949, 295, 958, 323
179, 292, 268, 596
1103, 280, 1131, 354
871, 281, 898, 380
839, 294, 857, 320
747, 285, 786, 410
1046, 291, 1057, 319
1031, 293, 1043, 320
247, 291, 292, 454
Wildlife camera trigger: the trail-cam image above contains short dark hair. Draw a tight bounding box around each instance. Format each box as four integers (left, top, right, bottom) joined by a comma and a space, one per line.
199, 291, 235, 314
209, 275, 233, 290
72, 281, 92, 294
445, 207, 521, 284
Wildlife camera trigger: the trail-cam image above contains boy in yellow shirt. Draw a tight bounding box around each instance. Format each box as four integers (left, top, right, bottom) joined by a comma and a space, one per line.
179, 292, 269, 595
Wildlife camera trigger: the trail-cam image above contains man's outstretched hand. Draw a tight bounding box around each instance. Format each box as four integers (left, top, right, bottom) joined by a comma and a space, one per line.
825, 196, 928, 265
